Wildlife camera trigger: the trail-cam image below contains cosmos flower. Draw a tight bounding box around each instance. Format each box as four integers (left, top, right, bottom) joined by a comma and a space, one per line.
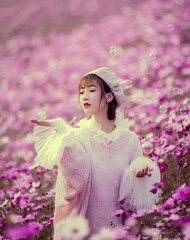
162, 210, 170, 216
5, 161, 17, 169
162, 197, 175, 210
169, 206, 182, 214
154, 180, 166, 188
174, 149, 181, 157
5, 222, 43, 239
150, 187, 158, 194
158, 162, 168, 172
61, 216, 90, 240
154, 222, 163, 228
131, 209, 147, 218
5, 225, 34, 239
111, 209, 124, 217
172, 183, 190, 202
28, 221, 43, 232
147, 204, 161, 214
177, 160, 187, 167
164, 214, 180, 222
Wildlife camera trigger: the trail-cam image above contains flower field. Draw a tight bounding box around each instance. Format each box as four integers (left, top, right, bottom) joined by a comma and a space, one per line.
0, 0, 189, 239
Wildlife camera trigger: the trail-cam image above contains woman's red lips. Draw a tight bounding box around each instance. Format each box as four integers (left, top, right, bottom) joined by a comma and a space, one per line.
84, 103, 91, 107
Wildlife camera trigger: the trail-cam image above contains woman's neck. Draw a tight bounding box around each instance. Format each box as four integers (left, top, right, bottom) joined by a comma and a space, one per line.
93, 115, 116, 134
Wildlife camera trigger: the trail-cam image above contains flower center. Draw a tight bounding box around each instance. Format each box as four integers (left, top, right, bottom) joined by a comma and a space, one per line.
72, 228, 79, 234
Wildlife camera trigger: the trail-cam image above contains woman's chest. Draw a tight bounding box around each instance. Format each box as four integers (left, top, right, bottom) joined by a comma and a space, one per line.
89, 140, 131, 175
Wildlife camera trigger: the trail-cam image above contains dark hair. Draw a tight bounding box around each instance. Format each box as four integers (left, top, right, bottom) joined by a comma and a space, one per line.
78, 74, 117, 120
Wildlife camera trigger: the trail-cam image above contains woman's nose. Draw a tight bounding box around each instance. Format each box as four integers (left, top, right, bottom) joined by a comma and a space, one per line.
83, 90, 89, 100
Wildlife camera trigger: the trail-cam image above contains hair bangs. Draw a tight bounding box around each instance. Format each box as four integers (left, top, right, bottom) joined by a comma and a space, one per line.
78, 77, 98, 94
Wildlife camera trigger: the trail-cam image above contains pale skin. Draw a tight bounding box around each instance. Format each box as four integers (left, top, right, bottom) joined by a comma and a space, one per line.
30, 81, 153, 178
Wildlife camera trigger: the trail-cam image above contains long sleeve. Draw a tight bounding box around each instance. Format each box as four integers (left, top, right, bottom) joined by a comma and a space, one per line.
129, 133, 144, 163
30, 118, 92, 240
119, 133, 161, 211
30, 118, 77, 170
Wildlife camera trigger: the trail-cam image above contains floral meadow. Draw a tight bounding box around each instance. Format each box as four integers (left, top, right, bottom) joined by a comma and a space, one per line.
0, 0, 190, 239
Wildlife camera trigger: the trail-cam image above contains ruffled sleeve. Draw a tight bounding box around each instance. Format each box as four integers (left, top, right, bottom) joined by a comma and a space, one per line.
30, 118, 77, 170
119, 134, 161, 211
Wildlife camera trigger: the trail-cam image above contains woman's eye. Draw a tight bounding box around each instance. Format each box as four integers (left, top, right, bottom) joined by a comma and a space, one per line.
79, 90, 96, 94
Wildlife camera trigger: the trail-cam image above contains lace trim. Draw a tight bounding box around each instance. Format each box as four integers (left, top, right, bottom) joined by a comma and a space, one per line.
77, 110, 129, 145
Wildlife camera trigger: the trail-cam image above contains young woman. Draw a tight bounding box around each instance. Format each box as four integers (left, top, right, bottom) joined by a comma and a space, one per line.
30, 67, 161, 240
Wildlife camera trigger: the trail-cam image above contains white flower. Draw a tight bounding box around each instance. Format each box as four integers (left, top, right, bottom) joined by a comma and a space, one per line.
99, 228, 116, 238
125, 217, 138, 227
90, 227, 116, 240
143, 227, 160, 237
90, 226, 126, 240
61, 216, 90, 240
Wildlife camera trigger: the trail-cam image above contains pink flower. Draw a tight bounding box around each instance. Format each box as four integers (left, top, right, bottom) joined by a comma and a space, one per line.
174, 149, 181, 156
117, 197, 127, 205
5, 222, 43, 239
150, 187, 158, 194
172, 183, 190, 202
5, 161, 17, 169
131, 209, 147, 218
169, 206, 182, 214
147, 204, 161, 214
158, 162, 168, 172
111, 209, 124, 217
155, 222, 163, 227
162, 197, 175, 210
5, 225, 32, 239
177, 160, 187, 167
164, 214, 180, 222
154, 180, 166, 188
162, 210, 170, 215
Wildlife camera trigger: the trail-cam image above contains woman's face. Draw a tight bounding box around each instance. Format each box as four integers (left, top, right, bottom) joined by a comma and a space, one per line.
79, 81, 107, 117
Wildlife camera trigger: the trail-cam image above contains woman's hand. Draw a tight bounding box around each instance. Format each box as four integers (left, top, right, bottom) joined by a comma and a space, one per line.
135, 166, 153, 177
30, 119, 50, 127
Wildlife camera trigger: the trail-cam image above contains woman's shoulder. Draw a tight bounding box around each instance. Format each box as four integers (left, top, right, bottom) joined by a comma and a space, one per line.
119, 120, 140, 139
75, 117, 90, 128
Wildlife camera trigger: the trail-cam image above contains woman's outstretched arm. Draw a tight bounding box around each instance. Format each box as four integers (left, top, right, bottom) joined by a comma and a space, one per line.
30, 119, 51, 127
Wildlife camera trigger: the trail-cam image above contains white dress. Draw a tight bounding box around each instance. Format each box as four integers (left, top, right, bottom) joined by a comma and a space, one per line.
31, 110, 161, 239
